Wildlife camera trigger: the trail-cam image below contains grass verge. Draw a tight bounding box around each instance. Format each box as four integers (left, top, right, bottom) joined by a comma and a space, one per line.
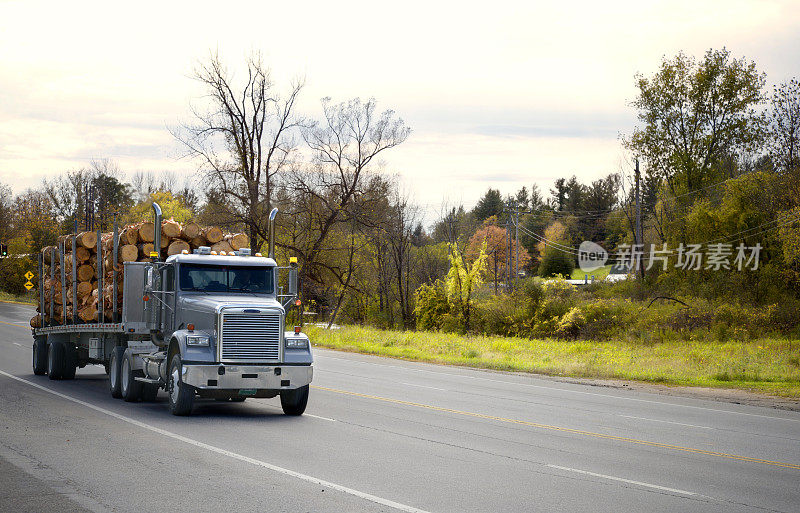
569, 265, 612, 280
306, 325, 800, 399
0, 290, 36, 305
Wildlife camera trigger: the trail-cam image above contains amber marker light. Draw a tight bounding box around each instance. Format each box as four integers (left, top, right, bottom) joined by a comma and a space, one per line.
294, 326, 301, 334
188, 324, 195, 331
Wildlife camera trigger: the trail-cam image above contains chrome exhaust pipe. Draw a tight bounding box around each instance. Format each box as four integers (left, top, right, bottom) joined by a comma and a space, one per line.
152, 202, 162, 260
268, 207, 278, 259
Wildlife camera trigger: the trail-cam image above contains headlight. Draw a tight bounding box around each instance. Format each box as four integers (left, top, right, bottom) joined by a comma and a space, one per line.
186, 335, 210, 347
285, 338, 308, 349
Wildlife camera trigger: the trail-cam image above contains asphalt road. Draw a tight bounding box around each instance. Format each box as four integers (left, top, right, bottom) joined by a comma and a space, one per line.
0, 301, 798, 513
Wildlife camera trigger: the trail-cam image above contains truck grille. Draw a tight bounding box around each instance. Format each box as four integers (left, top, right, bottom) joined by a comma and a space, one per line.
220, 313, 281, 361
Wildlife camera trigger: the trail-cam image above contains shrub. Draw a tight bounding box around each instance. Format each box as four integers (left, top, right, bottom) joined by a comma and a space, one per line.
414, 281, 450, 331
0, 256, 35, 296
538, 249, 574, 278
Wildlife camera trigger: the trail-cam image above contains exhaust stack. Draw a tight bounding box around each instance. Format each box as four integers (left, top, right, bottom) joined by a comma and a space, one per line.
268, 207, 278, 259
152, 202, 162, 260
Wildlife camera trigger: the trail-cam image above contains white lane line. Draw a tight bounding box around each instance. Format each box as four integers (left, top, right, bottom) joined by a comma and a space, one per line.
12, 342, 23, 347
0, 370, 429, 513
305, 413, 336, 422
399, 382, 446, 391
315, 354, 800, 423
546, 464, 697, 496
617, 415, 713, 430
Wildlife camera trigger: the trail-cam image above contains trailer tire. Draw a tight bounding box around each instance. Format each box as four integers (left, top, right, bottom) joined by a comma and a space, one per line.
109, 346, 125, 398
141, 384, 159, 402
168, 354, 194, 416
121, 350, 143, 402
47, 341, 65, 380
280, 385, 309, 416
33, 338, 47, 376
62, 343, 77, 380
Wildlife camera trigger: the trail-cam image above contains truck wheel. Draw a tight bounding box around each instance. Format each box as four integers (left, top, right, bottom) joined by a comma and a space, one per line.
141, 384, 159, 402
109, 346, 125, 398
47, 341, 65, 380
33, 338, 47, 375
280, 385, 309, 416
168, 354, 194, 416
61, 343, 77, 380
121, 350, 143, 402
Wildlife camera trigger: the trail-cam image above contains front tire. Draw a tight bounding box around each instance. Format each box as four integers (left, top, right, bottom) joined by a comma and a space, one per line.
280, 385, 309, 416
109, 346, 125, 398
47, 341, 65, 380
33, 338, 47, 375
121, 350, 143, 402
168, 354, 194, 416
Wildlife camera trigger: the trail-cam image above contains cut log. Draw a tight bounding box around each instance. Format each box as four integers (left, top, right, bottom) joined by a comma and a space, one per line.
211, 241, 233, 254
42, 246, 56, 264
120, 225, 139, 245
118, 244, 138, 263
139, 222, 155, 242
167, 240, 190, 256
77, 264, 94, 282
76, 231, 98, 249
162, 218, 182, 239
74, 246, 90, 263
30, 315, 41, 328
182, 222, 201, 240
189, 235, 207, 249
139, 243, 155, 258
76, 281, 93, 298
203, 226, 224, 244
79, 305, 98, 322
227, 233, 250, 251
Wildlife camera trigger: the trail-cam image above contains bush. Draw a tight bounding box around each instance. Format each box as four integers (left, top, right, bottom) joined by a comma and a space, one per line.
413, 281, 450, 331
538, 249, 574, 277
0, 256, 35, 296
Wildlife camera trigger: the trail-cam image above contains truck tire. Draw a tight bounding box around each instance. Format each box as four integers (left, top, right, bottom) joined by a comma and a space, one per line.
121, 350, 143, 402
141, 384, 159, 402
168, 354, 194, 416
61, 343, 77, 380
280, 385, 309, 416
109, 346, 125, 398
47, 341, 65, 380
33, 338, 47, 376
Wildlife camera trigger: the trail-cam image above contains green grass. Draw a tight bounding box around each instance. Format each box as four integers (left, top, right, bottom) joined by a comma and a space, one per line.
0, 290, 36, 305
570, 265, 612, 280
306, 325, 800, 398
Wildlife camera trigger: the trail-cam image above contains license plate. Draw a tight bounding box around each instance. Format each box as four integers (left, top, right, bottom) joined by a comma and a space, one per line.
239, 389, 257, 395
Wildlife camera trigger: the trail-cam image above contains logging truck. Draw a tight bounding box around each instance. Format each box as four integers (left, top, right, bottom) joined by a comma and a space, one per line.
31, 204, 313, 416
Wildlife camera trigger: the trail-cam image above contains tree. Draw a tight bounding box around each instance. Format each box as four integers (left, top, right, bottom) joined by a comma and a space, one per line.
173, 51, 305, 251
625, 48, 766, 197
472, 188, 504, 222
445, 243, 487, 332
769, 78, 800, 173
465, 217, 530, 293
124, 191, 194, 225
281, 97, 410, 302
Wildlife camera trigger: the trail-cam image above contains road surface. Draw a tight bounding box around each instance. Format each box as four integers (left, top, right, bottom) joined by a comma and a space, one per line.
0, 301, 798, 512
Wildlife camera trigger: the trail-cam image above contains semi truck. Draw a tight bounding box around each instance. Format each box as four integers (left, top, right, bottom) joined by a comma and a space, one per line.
31, 204, 313, 416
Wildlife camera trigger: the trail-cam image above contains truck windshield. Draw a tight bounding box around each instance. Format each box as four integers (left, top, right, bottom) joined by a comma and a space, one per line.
179, 264, 274, 294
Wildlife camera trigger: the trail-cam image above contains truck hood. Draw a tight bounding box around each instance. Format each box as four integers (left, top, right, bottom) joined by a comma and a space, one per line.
179, 294, 284, 314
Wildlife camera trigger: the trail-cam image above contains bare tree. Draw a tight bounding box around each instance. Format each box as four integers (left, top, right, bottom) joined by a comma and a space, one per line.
280, 97, 410, 298
769, 78, 800, 173
173, 51, 305, 251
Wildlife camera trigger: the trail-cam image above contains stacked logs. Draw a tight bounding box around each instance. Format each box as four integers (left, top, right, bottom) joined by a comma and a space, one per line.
31, 219, 249, 328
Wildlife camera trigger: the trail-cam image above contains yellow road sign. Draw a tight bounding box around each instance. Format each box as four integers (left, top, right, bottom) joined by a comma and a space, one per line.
24, 281, 34, 290
24, 271, 34, 280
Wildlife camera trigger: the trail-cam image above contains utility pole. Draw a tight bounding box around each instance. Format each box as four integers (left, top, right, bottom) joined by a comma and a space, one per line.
514, 209, 520, 285
635, 158, 644, 280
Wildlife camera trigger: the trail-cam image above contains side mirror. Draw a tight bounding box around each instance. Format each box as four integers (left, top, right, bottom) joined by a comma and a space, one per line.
288, 268, 298, 297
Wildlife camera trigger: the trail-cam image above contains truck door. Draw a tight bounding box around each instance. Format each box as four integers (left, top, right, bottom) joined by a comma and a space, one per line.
161, 266, 175, 338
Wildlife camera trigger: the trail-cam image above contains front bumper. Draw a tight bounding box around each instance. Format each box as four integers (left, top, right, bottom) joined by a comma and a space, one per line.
182, 364, 313, 391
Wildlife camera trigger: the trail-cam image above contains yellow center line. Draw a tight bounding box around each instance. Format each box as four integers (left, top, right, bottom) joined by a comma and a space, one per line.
0, 299, 36, 306
0, 319, 28, 329
312, 385, 800, 471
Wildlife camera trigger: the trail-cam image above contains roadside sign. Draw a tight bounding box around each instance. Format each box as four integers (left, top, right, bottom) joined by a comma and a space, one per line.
24, 281, 34, 290
24, 271, 34, 280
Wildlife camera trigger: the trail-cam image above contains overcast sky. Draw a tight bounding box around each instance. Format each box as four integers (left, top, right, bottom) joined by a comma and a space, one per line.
1, 0, 798, 219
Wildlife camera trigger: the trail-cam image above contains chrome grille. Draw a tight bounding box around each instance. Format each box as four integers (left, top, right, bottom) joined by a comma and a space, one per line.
220, 313, 281, 361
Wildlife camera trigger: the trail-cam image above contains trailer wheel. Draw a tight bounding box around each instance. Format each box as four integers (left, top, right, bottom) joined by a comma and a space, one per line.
33, 338, 47, 376
121, 350, 143, 402
168, 354, 194, 416
61, 343, 77, 380
141, 384, 159, 402
109, 346, 125, 398
47, 341, 65, 380
280, 385, 309, 416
